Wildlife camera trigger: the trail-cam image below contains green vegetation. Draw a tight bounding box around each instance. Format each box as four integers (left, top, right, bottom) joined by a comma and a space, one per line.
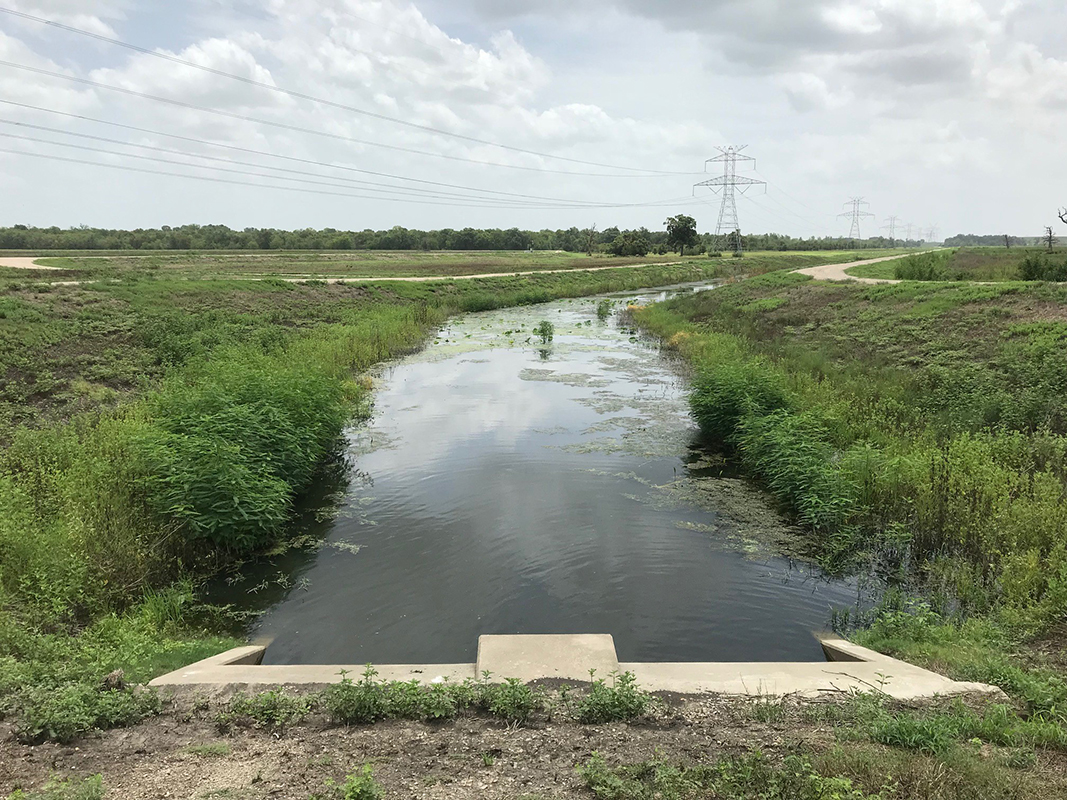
220, 666, 652, 729
575, 670, 655, 724
10, 252, 887, 744
635, 264, 1067, 791
579, 752, 879, 800
535, 319, 555, 343
846, 248, 1067, 282
0, 222, 909, 255
310, 766, 383, 800
5, 776, 104, 800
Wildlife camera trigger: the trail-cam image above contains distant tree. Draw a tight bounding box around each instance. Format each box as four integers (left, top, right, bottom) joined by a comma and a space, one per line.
1044, 226, 1057, 253
1059, 208, 1067, 226
608, 231, 650, 257
664, 214, 698, 256
584, 224, 598, 255
1004, 234, 1011, 249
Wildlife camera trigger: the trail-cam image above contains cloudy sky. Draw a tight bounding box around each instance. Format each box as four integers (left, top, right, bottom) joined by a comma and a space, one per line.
0, 0, 1064, 238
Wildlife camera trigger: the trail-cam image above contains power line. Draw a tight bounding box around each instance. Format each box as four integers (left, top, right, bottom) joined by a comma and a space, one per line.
839, 197, 875, 239
0, 62, 689, 180
0, 6, 691, 176
0, 130, 565, 207
0, 118, 636, 207
0, 85, 694, 207
693, 146, 765, 253
0, 137, 702, 211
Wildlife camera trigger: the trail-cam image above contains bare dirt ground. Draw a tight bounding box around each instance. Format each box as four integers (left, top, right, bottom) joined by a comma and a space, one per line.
0, 257, 65, 271
0, 693, 835, 799
792, 254, 908, 284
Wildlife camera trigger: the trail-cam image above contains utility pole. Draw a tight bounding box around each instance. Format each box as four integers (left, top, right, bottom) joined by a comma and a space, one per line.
694, 146, 765, 254
839, 197, 875, 239
882, 215, 900, 246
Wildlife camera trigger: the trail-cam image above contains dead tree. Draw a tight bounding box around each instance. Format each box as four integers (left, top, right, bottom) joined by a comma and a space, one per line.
1004, 234, 1011, 249
1044, 226, 1057, 252
1059, 207, 1067, 225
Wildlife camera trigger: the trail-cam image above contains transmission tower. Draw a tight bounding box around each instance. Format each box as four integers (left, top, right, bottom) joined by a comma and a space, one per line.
694, 146, 765, 253
925, 225, 939, 243
904, 223, 914, 245
883, 215, 900, 245
839, 197, 875, 239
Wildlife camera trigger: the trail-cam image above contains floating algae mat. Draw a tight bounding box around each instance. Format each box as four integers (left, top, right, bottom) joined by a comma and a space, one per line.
217, 284, 862, 665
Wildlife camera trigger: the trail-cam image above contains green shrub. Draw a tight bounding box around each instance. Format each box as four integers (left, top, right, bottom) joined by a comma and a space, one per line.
481, 677, 540, 724
320, 667, 389, 725
535, 320, 554, 344
312, 765, 383, 800
17, 683, 161, 744
689, 358, 792, 447
894, 251, 953, 280
138, 348, 347, 552
576, 671, 653, 724
1018, 254, 1067, 282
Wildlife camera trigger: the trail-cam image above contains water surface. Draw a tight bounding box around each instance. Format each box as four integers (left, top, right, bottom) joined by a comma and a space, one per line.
220, 285, 860, 664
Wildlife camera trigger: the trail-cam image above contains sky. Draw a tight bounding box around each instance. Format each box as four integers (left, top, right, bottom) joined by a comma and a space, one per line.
0, 0, 1064, 239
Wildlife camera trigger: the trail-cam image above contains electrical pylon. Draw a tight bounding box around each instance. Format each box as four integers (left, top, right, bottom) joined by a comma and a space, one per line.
925, 225, 939, 243
904, 223, 914, 244
694, 146, 765, 253
882, 215, 900, 244
839, 197, 875, 239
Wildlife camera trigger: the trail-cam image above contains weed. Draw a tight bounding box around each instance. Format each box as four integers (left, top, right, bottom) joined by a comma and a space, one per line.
311, 765, 383, 800
578, 752, 879, 800
596, 299, 613, 321
535, 319, 554, 343
5, 776, 104, 800
218, 689, 310, 731
576, 671, 654, 724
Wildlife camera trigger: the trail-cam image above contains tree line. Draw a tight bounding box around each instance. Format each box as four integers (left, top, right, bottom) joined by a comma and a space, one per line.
0, 223, 924, 254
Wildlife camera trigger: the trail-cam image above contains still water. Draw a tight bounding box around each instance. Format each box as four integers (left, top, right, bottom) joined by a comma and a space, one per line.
220, 283, 861, 665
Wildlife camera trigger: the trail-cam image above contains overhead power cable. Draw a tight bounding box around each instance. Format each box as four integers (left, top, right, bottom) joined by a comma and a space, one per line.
0, 139, 703, 210
0, 130, 576, 207
0, 118, 637, 207
0, 6, 692, 176
0, 77, 683, 205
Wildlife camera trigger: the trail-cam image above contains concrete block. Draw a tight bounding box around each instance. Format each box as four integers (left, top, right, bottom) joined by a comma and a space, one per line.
476, 634, 619, 682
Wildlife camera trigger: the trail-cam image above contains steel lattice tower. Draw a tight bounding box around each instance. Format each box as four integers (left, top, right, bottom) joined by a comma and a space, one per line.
694, 146, 765, 253
839, 197, 875, 239
882, 215, 900, 244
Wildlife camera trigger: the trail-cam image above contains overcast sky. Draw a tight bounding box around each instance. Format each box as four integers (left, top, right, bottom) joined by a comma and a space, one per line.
0, 0, 1064, 238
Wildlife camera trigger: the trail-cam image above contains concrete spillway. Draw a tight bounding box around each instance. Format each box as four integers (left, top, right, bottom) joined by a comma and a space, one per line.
151, 634, 999, 701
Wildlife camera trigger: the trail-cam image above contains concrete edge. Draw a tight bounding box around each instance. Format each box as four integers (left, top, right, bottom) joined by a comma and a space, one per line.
148, 635, 1003, 701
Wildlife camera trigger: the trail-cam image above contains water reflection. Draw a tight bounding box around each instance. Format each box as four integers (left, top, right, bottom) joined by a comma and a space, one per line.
213, 284, 863, 664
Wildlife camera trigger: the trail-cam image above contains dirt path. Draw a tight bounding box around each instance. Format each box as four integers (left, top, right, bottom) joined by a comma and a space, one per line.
793, 253, 910, 284
0, 256, 66, 271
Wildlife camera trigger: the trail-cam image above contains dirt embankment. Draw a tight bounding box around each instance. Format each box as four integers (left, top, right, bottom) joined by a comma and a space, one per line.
1, 694, 834, 800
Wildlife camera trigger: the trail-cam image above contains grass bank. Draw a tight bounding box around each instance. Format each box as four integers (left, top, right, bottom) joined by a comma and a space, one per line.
633, 267, 1067, 787
847, 247, 1067, 282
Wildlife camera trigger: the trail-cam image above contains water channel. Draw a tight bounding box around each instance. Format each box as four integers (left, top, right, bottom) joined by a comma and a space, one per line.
217, 282, 862, 665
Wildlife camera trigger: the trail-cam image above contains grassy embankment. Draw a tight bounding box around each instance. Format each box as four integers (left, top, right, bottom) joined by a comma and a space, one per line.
848, 247, 1067, 282
0, 250, 897, 747
1, 247, 900, 281
633, 266, 1067, 792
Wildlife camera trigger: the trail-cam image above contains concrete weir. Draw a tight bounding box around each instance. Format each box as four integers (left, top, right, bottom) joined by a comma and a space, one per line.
151, 634, 999, 701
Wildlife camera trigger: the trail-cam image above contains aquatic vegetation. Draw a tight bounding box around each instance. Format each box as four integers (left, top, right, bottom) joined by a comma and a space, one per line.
535, 319, 555, 343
